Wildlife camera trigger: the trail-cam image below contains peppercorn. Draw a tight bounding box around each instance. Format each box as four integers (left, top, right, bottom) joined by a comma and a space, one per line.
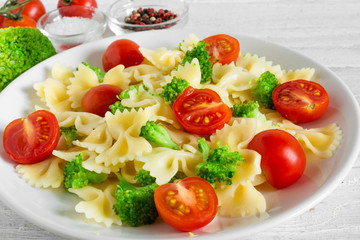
124, 7, 178, 26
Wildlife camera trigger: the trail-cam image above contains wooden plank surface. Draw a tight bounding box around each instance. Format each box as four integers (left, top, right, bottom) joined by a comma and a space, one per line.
1, 0, 359, 239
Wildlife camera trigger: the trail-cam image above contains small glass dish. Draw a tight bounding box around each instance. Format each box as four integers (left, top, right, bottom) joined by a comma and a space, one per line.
107, 0, 189, 35
37, 5, 107, 52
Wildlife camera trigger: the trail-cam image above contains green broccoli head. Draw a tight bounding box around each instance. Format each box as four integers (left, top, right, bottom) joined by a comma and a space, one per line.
60, 125, 81, 148
231, 101, 266, 120
81, 62, 105, 83
159, 77, 189, 104
118, 83, 148, 100
195, 140, 244, 186
63, 152, 108, 190
0, 27, 56, 91
180, 40, 212, 83
251, 71, 280, 109
134, 169, 156, 186
113, 174, 159, 227
109, 100, 132, 114
134, 169, 185, 187
140, 121, 180, 150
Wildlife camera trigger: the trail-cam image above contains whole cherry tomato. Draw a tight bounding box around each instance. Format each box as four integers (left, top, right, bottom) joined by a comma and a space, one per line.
154, 177, 218, 232
81, 84, 123, 117
3, 110, 60, 164
172, 86, 232, 135
1, 14, 36, 28
203, 34, 240, 65
247, 129, 306, 189
272, 79, 329, 123
102, 39, 145, 71
10, 0, 46, 22
57, 0, 97, 8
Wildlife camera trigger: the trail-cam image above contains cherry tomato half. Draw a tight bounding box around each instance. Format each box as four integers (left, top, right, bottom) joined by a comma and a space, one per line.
3, 110, 60, 164
248, 129, 306, 189
10, 0, 46, 22
272, 79, 329, 124
81, 84, 122, 117
0, 14, 36, 28
173, 86, 232, 135
102, 39, 145, 71
154, 176, 218, 232
203, 34, 240, 65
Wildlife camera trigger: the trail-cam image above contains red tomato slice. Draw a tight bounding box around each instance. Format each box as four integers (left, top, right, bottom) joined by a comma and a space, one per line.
248, 129, 306, 189
203, 34, 240, 65
102, 39, 144, 71
81, 84, 122, 117
154, 177, 218, 232
272, 79, 329, 123
173, 86, 232, 135
3, 110, 60, 164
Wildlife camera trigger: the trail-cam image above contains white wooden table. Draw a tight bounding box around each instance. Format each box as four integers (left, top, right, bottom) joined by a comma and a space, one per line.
1, 0, 359, 239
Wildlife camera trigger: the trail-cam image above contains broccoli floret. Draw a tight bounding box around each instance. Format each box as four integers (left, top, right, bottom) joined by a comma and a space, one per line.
134, 169, 156, 186
135, 169, 185, 186
60, 125, 80, 148
0, 27, 56, 91
81, 62, 105, 83
63, 152, 108, 190
231, 101, 265, 119
195, 138, 244, 186
251, 71, 279, 109
109, 101, 132, 114
113, 174, 159, 227
180, 40, 212, 83
118, 83, 148, 100
140, 121, 180, 150
159, 77, 189, 104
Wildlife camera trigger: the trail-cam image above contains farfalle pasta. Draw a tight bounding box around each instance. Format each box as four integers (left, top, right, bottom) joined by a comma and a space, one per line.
14, 33, 342, 228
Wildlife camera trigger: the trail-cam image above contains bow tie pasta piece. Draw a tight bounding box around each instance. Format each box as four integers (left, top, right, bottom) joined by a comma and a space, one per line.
139, 47, 184, 74
236, 53, 283, 80
210, 118, 275, 151
16, 156, 65, 188
168, 58, 202, 88
73, 123, 113, 154
96, 108, 154, 167
51, 62, 74, 84
294, 123, 342, 159
137, 147, 203, 185
216, 180, 266, 218
102, 65, 130, 90
68, 181, 121, 227
264, 109, 304, 130
178, 34, 200, 52
56, 111, 105, 136
67, 63, 101, 110
234, 149, 263, 185
34, 77, 73, 112
280, 68, 315, 83
124, 64, 165, 90
53, 149, 121, 174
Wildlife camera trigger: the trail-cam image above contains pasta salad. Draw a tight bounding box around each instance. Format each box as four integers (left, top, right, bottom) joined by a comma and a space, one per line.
3, 33, 342, 231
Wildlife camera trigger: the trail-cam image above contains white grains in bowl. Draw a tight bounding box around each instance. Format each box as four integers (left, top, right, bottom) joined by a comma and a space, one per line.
44, 17, 100, 35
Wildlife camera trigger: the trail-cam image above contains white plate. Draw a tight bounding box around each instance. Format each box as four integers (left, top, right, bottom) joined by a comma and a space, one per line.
0, 29, 359, 240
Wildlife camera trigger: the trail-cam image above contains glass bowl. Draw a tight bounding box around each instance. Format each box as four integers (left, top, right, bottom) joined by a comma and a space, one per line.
37, 5, 107, 52
107, 0, 189, 35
